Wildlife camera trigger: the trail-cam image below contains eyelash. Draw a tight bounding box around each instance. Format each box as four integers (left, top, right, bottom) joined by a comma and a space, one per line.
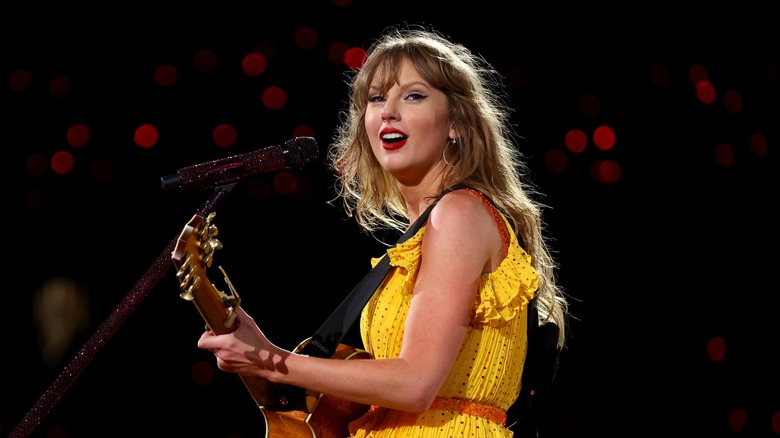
368, 92, 427, 103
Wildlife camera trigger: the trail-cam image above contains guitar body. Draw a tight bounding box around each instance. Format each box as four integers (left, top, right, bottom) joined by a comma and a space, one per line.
262, 343, 371, 438
173, 213, 371, 438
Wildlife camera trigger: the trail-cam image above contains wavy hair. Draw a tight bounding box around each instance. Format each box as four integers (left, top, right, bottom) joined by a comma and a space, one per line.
328, 25, 568, 347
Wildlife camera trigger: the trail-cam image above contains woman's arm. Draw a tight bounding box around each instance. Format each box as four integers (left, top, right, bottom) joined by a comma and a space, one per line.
197, 190, 504, 413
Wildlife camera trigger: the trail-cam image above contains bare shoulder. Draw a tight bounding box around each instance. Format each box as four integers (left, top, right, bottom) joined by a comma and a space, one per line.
424, 188, 502, 273
427, 189, 496, 237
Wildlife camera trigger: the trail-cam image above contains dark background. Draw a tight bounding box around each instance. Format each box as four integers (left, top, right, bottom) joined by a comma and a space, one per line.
2, 2, 778, 437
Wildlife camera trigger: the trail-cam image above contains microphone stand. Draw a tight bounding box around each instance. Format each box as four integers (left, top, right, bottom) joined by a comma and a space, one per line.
7, 182, 238, 438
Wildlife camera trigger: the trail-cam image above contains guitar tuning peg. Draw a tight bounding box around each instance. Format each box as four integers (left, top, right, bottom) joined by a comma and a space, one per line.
203, 252, 214, 268
180, 288, 194, 301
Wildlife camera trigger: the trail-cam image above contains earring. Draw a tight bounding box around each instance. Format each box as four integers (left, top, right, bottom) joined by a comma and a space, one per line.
443, 138, 456, 166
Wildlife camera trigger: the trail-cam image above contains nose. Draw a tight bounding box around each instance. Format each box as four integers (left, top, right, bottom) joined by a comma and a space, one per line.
381, 102, 398, 121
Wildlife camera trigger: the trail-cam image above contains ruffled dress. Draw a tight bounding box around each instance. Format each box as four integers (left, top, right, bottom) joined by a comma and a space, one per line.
348, 191, 539, 438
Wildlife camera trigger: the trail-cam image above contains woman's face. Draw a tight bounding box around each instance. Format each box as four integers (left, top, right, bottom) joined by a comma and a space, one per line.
364, 59, 455, 186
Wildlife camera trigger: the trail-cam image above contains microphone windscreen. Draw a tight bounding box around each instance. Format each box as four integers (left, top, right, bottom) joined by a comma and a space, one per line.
285, 137, 319, 168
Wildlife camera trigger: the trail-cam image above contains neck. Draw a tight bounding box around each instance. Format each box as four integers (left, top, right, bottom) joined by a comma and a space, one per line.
397, 178, 448, 224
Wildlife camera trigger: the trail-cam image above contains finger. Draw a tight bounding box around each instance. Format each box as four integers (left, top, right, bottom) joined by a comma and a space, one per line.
197, 331, 215, 349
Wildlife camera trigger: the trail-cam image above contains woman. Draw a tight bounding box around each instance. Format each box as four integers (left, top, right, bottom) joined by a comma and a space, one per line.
197, 25, 568, 437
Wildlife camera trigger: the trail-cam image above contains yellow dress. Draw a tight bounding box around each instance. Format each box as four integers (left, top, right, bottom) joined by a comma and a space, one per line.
348, 193, 538, 438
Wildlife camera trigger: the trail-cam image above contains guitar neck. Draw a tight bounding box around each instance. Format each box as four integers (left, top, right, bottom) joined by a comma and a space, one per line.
172, 213, 306, 412
173, 213, 372, 437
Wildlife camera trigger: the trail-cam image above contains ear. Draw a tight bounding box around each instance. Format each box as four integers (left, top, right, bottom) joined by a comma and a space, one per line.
448, 126, 457, 141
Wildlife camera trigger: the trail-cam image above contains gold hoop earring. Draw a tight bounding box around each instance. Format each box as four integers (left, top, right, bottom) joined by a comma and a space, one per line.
443, 138, 456, 166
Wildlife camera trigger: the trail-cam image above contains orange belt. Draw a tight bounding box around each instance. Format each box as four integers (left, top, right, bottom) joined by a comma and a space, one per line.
429, 397, 507, 426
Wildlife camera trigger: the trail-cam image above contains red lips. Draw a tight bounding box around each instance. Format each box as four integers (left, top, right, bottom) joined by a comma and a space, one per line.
383, 138, 407, 150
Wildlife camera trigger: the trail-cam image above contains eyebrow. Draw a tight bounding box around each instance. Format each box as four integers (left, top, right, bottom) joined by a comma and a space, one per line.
369, 80, 432, 92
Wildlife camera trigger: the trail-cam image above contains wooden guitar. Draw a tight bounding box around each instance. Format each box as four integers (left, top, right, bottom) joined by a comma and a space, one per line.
172, 212, 371, 438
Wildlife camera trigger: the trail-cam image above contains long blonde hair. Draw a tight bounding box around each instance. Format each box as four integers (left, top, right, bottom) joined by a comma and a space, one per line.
328, 25, 568, 347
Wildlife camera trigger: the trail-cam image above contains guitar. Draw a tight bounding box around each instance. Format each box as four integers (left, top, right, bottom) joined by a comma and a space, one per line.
172, 212, 371, 438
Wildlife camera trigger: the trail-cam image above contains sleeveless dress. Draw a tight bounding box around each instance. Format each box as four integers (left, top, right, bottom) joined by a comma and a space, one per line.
348, 189, 539, 438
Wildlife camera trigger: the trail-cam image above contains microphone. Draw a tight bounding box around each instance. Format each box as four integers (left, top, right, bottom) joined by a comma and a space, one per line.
160, 136, 319, 191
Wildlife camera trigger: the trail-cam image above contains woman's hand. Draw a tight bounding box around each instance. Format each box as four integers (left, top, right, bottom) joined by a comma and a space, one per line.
197, 307, 291, 378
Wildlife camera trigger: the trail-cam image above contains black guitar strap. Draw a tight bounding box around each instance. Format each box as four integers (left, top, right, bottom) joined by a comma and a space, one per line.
299, 185, 469, 358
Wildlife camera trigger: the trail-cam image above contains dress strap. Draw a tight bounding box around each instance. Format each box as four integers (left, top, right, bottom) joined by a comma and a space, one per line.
460, 187, 510, 253
439, 185, 511, 253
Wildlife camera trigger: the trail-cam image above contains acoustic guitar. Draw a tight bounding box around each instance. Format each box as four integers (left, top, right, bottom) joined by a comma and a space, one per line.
172, 212, 371, 438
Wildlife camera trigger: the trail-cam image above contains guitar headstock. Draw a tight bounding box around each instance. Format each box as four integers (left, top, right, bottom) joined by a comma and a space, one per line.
172, 212, 241, 333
